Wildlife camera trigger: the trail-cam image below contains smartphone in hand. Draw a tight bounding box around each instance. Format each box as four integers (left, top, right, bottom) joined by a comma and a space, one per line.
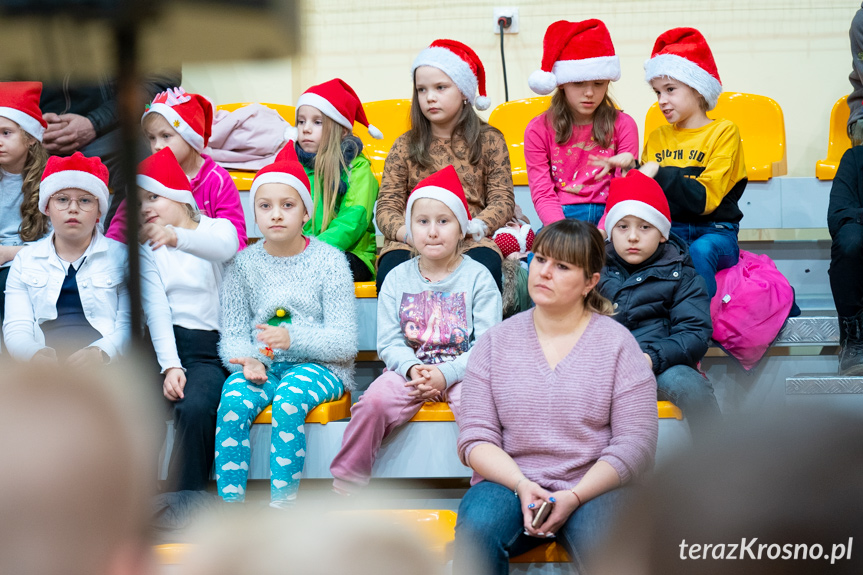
531, 500, 553, 529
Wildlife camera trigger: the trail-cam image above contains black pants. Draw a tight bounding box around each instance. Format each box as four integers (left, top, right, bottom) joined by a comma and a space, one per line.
829, 223, 863, 317
376, 246, 503, 294
167, 326, 227, 492
345, 251, 373, 282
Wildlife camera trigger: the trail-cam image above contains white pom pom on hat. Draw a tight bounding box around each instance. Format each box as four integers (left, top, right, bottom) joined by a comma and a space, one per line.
368, 124, 384, 139
528, 70, 559, 96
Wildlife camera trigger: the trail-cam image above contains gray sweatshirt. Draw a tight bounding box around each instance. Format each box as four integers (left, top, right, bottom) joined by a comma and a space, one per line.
0, 171, 24, 267
377, 255, 502, 388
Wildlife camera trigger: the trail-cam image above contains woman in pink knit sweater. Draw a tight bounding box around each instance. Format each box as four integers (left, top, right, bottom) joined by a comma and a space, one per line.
452, 219, 658, 575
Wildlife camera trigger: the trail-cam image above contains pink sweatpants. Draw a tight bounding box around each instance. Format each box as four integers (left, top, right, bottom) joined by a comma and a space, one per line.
330, 370, 462, 491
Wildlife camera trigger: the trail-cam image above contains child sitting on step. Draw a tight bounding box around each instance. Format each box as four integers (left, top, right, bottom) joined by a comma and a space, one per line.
597, 170, 720, 441
214, 143, 357, 508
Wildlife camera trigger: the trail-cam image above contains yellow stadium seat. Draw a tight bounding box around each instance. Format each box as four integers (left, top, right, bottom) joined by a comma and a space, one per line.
355, 99, 412, 184
354, 509, 456, 560
253, 392, 351, 425
816, 96, 853, 181
354, 281, 377, 298
215, 103, 296, 191
410, 401, 456, 422
644, 92, 787, 182
408, 401, 680, 422
154, 543, 189, 565
511, 541, 571, 563
657, 400, 683, 420
487, 97, 552, 186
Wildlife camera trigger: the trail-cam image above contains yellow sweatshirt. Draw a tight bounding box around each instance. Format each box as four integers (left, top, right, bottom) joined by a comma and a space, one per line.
642, 118, 747, 224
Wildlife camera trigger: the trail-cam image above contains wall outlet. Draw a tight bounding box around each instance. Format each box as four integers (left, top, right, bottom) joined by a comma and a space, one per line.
493, 7, 519, 34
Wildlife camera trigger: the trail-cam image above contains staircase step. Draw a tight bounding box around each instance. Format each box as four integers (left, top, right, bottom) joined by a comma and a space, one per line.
775, 316, 838, 346
786, 374, 863, 395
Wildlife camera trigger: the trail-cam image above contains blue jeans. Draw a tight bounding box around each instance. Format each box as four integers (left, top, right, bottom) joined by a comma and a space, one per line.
452, 480, 629, 575
670, 222, 739, 297
657, 365, 721, 443
562, 203, 605, 226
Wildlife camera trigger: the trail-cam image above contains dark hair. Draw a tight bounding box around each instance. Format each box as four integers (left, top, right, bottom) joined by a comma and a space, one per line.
547, 86, 620, 149
531, 219, 613, 316
406, 69, 494, 169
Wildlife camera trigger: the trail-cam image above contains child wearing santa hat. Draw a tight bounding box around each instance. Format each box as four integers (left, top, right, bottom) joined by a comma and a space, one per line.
640, 28, 747, 297
106, 87, 248, 250
293, 78, 380, 281
375, 39, 515, 295
598, 170, 720, 441
525, 19, 638, 230
3, 152, 129, 365
214, 143, 357, 507
135, 146, 238, 492
330, 164, 502, 494
0, 82, 51, 322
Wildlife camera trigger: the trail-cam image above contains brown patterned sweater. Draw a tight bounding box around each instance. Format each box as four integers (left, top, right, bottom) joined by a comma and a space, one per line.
376, 127, 515, 258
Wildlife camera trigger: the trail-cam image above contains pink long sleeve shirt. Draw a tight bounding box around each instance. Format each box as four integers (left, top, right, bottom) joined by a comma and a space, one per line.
525, 111, 638, 226
457, 310, 658, 491
106, 154, 248, 250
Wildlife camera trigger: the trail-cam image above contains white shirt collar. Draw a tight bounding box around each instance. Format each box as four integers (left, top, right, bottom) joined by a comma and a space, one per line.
50, 235, 96, 272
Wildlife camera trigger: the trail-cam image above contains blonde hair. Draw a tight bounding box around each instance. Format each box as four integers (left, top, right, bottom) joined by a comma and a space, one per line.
141, 111, 164, 133
312, 115, 349, 232
10, 131, 49, 242
531, 219, 613, 316
547, 86, 620, 149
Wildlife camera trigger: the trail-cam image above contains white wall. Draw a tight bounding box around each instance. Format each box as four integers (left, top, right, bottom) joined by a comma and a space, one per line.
184, 0, 861, 177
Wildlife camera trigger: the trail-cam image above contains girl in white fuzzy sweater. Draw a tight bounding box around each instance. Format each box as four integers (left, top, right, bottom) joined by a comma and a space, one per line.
214, 144, 358, 507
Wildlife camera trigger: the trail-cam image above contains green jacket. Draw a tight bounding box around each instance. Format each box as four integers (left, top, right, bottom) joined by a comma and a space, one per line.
302, 153, 379, 278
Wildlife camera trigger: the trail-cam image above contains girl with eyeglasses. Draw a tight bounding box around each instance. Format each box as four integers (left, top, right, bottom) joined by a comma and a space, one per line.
3, 152, 129, 365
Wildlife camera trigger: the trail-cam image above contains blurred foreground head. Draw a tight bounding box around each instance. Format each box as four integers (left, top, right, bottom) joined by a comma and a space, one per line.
592, 408, 863, 574
183, 506, 440, 575
0, 360, 159, 575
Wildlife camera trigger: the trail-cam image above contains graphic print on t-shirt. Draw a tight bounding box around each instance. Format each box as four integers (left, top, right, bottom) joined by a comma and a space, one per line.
399, 291, 469, 364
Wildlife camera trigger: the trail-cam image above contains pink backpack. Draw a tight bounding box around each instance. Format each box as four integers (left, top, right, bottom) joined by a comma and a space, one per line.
710, 250, 795, 370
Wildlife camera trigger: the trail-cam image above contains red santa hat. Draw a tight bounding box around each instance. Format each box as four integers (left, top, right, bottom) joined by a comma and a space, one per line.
405, 164, 486, 240
604, 170, 671, 239
644, 27, 722, 111
249, 142, 313, 217
295, 78, 382, 140
0, 81, 47, 142
529, 19, 621, 96
137, 147, 197, 210
412, 39, 491, 111
39, 152, 110, 217
142, 87, 213, 153
494, 224, 535, 257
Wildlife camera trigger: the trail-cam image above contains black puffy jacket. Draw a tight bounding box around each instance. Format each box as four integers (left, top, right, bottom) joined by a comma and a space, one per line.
597, 234, 712, 375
